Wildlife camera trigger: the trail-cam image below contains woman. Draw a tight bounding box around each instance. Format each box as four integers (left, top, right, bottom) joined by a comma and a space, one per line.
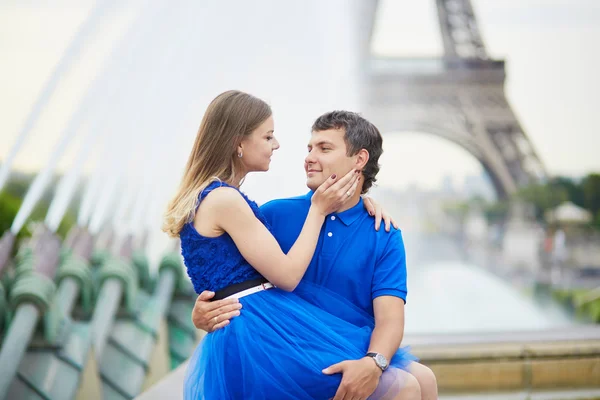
163, 90, 417, 399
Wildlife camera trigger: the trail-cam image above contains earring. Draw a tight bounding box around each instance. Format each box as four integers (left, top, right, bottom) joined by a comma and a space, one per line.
238, 151, 243, 158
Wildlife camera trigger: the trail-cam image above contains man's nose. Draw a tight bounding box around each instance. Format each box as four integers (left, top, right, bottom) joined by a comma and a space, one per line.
305, 149, 316, 164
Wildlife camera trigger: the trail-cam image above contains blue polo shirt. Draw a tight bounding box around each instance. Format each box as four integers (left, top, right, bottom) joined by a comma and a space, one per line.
260, 192, 407, 318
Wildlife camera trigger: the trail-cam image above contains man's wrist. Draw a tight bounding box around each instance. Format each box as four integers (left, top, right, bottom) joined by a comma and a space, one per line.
365, 352, 389, 372
362, 357, 383, 376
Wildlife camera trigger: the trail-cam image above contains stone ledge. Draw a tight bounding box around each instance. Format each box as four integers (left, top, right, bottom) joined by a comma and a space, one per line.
422, 357, 600, 392
409, 331, 600, 392
413, 340, 600, 362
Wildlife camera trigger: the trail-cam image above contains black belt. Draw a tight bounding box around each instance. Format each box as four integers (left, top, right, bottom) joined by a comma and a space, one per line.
211, 277, 269, 301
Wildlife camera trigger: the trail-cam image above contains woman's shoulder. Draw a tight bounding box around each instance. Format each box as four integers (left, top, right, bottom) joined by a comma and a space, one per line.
200, 180, 237, 202
199, 181, 265, 223
201, 184, 252, 214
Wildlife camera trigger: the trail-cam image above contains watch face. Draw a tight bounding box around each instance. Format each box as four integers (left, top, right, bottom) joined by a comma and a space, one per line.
375, 354, 388, 369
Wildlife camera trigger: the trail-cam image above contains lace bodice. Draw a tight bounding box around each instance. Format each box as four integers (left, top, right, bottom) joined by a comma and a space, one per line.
179, 181, 266, 293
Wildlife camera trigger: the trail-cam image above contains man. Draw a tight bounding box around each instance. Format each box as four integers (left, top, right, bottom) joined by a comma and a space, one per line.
192, 111, 438, 399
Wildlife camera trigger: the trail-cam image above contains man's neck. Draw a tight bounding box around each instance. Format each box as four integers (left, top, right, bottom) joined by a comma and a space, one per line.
336, 193, 361, 213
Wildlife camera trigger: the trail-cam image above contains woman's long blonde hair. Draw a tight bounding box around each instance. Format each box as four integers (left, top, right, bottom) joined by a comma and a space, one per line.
163, 90, 272, 237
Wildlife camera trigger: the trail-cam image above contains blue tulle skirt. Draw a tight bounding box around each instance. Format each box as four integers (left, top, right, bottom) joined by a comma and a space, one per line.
184, 282, 417, 399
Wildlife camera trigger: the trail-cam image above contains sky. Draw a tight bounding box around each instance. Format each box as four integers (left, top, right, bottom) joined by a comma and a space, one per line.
0, 0, 598, 196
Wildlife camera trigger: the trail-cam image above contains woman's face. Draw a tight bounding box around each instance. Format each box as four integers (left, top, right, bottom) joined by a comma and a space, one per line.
238, 116, 279, 172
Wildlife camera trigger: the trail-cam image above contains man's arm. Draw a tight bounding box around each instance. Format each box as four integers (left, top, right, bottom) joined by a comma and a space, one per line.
367, 228, 407, 359
322, 297, 405, 400
368, 295, 405, 362
323, 296, 404, 400
323, 229, 407, 400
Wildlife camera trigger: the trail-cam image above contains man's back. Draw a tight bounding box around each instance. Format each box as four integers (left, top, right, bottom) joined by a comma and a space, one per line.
260, 192, 408, 318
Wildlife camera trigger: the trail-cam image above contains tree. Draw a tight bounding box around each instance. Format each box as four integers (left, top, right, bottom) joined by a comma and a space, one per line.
582, 173, 600, 228
550, 176, 585, 208
0, 173, 78, 240
582, 174, 600, 215
483, 200, 509, 224
514, 182, 568, 222
0, 192, 21, 235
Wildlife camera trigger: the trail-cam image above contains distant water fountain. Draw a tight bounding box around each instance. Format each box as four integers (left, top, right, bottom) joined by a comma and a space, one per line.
0, 0, 118, 192
405, 242, 577, 335
7, 0, 171, 236
44, 128, 98, 232
62, 0, 175, 232
82, 1, 211, 258
11, 116, 91, 234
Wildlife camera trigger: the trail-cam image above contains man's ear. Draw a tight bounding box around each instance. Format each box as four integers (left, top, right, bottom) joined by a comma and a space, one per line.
355, 149, 369, 170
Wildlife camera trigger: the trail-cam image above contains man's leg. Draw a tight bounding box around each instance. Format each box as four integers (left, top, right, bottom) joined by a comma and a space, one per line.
408, 362, 438, 400
369, 368, 421, 400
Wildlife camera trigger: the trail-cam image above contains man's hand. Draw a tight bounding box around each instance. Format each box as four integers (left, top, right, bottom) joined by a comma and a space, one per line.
191, 291, 242, 332
322, 357, 382, 400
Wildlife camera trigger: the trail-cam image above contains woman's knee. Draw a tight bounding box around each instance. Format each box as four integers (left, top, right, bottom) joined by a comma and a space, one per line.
409, 363, 438, 398
394, 373, 421, 400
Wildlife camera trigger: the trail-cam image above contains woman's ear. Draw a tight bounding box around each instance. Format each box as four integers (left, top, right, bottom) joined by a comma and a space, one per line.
355, 149, 369, 170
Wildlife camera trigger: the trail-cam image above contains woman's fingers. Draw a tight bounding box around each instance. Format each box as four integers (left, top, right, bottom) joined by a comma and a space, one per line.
315, 173, 340, 194
325, 169, 358, 194
344, 175, 360, 200
363, 197, 375, 216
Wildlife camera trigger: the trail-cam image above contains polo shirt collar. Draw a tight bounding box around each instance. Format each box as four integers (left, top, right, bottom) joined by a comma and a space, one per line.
304, 191, 364, 226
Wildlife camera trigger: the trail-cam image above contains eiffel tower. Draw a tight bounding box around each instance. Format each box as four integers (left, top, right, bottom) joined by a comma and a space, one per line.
362, 0, 546, 198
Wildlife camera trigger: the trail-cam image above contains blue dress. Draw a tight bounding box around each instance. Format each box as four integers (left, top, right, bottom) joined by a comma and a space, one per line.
181, 181, 416, 400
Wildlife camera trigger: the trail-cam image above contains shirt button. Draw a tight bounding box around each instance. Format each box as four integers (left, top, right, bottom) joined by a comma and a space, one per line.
330, 216, 336, 221
327, 232, 333, 237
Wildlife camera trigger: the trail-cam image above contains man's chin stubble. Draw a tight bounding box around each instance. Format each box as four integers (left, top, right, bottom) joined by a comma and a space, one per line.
306, 180, 319, 192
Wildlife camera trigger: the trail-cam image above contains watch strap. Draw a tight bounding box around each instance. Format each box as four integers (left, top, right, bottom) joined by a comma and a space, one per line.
366, 352, 388, 371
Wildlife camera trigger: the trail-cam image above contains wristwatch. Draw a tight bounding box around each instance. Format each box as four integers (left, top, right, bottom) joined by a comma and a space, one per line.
366, 352, 389, 371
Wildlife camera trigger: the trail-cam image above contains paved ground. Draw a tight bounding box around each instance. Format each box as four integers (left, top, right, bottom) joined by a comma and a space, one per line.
441, 389, 600, 400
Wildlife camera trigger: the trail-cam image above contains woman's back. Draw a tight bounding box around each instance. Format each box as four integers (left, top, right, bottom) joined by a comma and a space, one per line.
179, 181, 264, 294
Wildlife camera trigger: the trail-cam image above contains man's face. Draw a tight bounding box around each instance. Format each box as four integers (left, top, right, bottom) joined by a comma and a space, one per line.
305, 128, 356, 191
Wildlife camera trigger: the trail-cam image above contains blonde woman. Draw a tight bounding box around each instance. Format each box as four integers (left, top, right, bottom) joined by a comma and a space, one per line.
164, 91, 416, 400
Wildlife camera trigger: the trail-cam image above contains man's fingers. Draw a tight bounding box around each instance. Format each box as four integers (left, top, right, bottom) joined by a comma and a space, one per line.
323, 361, 345, 375
211, 319, 230, 331
383, 212, 391, 232
197, 290, 215, 301
207, 302, 242, 321
220, 309, 242, 322
210, 308, 242, 332
332, 385, 347, 400
204, 298, 240, 314
391, 217, 398, 229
